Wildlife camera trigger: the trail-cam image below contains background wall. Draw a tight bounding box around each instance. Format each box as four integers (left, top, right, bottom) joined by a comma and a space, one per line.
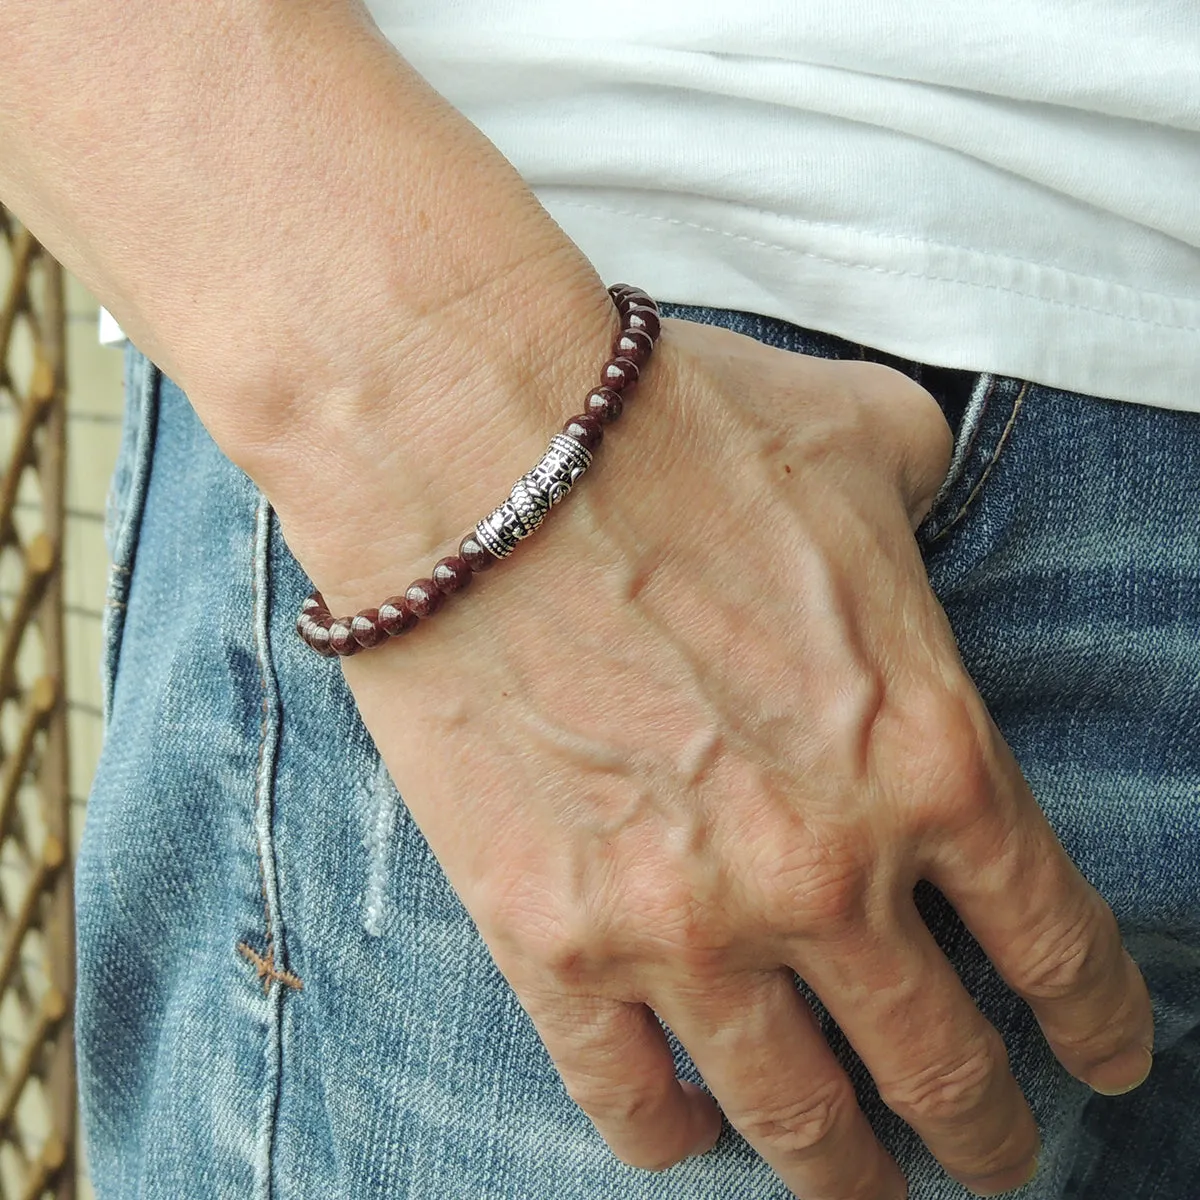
62, 277, 123, 1199
62, 281, 121, 885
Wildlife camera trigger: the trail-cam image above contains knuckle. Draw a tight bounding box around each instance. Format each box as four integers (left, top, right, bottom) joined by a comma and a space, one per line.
593, 870, 735, 978
945, 1109, 1042, 1187
486, 881, 650, 987
842, 359, 933, 419
511, 910, 602, 985
1051, 986, 1149, 1072
880, 1033, 1004, 1127
566, 1073, 651, 1123
896, 687, 997, 832
736, 1078, 853, 1156
798, 859, 869, 935
839, 360, 954, 517
762, 834, 872, 938
1012, 902, 1112, 1002
636, 886, 725, 969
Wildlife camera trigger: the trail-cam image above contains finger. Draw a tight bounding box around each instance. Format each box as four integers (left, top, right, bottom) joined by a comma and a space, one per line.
527, 992, 722, 1171
929, 728, 1154, 1096
801, 906, 1040, 1195
660, 970, 906, 1200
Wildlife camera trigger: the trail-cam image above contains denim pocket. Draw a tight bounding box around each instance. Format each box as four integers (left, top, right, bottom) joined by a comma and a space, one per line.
917, 371, 1030, 550
100, 344, 160, 723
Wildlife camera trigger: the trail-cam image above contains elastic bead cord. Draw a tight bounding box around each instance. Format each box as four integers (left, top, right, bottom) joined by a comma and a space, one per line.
296, 284, 662, 657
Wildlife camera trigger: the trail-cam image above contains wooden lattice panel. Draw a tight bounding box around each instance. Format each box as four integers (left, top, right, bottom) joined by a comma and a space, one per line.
0, 206, 74, 1199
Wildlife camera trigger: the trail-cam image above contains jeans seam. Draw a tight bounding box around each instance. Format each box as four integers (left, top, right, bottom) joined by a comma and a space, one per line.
928, 380, 1030, 545
245, 494, 291, 1200
101, 348, 159, 726
946, 373, 997, 497
918, 373, 996, 544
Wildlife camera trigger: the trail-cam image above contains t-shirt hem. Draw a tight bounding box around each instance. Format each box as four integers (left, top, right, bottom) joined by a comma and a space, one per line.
543, 192, 1200, 413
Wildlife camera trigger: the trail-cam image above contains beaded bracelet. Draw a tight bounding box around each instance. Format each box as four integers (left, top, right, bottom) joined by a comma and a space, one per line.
296, 283, 661, 657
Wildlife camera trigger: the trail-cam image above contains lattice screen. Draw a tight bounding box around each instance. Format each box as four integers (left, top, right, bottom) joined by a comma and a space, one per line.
0, 206, 75, 1198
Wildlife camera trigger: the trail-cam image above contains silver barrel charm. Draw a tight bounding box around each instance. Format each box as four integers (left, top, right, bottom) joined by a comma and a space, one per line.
475, 433, 594, 559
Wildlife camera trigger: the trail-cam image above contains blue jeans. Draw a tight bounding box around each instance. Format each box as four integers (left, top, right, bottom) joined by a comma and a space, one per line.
78, 305, 1200, 1198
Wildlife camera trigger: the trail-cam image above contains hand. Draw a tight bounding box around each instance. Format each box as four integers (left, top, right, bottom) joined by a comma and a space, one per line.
4, 0, 1147, 1186
306, 315, 1153, 1199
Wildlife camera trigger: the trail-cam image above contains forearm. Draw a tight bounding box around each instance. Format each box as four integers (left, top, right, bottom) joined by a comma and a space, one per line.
0, 0, 612, 567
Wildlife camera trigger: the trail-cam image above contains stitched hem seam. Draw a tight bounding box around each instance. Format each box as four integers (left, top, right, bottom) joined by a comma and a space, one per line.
551, 197, 1200, 333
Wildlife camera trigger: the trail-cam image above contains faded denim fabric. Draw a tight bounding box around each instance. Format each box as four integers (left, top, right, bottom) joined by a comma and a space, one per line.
77, 305, 1200, 1198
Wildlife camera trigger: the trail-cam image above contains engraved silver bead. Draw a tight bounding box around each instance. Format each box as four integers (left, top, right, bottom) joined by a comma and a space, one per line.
475, 433, 594, 558
533, 434, 593, 504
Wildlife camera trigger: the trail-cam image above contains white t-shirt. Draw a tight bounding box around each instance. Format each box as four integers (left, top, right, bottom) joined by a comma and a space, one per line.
104, 2, 1200, 413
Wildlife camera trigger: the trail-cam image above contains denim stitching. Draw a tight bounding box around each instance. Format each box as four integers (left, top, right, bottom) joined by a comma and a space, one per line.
100, 354, 159, 727
241, 497, 301, 994
555, 201, 1200, 332
918, 373, 998, 545
245, 494, 291, 1200
237, 942, 302, 993
945, 374, 997, 500
955, 373, 998, 478
929, 380, 1030, 544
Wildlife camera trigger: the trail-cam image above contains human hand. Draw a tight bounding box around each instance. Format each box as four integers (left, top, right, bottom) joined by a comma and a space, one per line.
3, 0, 1148, 1185
299, 314, 1153, 1200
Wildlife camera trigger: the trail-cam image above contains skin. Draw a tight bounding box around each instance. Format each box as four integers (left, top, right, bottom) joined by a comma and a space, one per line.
1, 3, 1155, 1196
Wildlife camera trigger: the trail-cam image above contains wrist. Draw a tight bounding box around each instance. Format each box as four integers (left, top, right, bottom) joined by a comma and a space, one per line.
298, 291, 683, 669
257, 253, 626, 612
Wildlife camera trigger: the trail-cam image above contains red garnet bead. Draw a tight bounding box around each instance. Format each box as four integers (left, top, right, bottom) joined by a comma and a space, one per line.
614, 328, 653, 367
405, 578, 444, 618
458, 532, 498, 572
299, 284, 659, 659
432, 556, 473, 594
624, 307, 661, 342
601, 356, 640, 392
562, 412, 604, 452
298, 602, 330, 638
378, 595, 419, 636
585, 386, 623, 424
615, 290, 655, 315
307, 623, 336, 657
351, 608, 385, 648
328, 619, 362, 656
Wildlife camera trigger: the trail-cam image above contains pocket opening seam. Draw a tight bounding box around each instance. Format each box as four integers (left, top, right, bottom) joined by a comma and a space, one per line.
926, 379, 1029, 546
100, 350, 161, 725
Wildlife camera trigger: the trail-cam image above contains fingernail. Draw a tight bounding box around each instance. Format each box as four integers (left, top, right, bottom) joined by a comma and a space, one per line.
1087, 1046, 1153, 1096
